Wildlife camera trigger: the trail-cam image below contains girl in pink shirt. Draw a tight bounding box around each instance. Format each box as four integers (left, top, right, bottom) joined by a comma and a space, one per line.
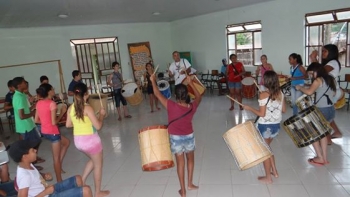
35, 83, 70, 182
151, 75, 202, 197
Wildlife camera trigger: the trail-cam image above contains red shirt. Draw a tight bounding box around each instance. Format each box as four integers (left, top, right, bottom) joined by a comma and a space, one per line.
227, 62, 244, 82
36, 99, 59, 135
167, 100, 198, 135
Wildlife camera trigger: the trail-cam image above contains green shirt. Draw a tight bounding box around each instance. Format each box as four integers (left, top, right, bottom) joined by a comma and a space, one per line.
12, 90, 35, 133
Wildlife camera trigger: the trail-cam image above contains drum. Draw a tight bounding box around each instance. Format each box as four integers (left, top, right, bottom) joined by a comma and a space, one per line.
241, 77, 256, 99
88, 94, 109, 117
0, 142, 9, 165
280, 81, 291, 96
138, 125, 174, 171
223, 121, 272, 171
157, 80, 171, 99
334, 89, 345, 109
296, 94, 313, 111
283, 106, 331, 148
182, 75, 205, 99
121, 82, 143, 105
57, 103, 68, 125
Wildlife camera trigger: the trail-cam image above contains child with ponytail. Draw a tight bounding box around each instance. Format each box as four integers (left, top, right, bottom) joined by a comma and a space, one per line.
66, 83, 109, 197
35, 83, 70, 182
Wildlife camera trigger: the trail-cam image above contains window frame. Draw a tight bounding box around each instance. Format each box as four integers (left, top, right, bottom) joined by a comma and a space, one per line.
226, 21, 262, 67
305, 8, 350, 67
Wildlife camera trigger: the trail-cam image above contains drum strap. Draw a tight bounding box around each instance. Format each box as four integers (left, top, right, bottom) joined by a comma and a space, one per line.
254, 97, 271, 123
291, 65, 300, 77
166, 104, 193, 128
314, 86, 333, 105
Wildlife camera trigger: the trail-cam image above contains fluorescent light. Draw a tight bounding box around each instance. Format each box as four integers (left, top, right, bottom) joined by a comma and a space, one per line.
58, 14, 68, 19
227, 26, 244, 32
307, 13, 334, 23
152, 12, 160, 16
336, 11, 350, 20
244, 23, 262, 30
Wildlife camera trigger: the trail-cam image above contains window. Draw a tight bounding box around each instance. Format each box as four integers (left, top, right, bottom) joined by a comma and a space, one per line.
70, 37, 121, 89
305, 8, 350, 67
226, 21, 262, 66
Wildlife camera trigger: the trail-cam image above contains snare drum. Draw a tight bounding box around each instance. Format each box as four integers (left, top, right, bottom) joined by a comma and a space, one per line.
157, 80, 171, 99
283, 106, 331, 148
181, 75, 205, 99
241, 77, 256, 98
138, 125, 174, 171
280, 81, 291, 96
122, 82, 143, 105
296, 94, 314, 111
223, 121, 272, 170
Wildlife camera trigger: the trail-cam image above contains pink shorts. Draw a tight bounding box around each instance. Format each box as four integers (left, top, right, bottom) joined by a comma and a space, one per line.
74, 133, 103, 155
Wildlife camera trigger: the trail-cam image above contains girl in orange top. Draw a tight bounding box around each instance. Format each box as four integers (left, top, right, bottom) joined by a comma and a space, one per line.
226, 54, 245, 110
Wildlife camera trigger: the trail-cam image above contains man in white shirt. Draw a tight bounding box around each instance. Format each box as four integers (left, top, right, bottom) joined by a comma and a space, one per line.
169, 51, 192, 85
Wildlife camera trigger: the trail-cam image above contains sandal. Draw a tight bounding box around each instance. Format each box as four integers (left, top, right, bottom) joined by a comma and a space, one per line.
229, 106, 234, 111
34, 165, 43, 171
40, 172, 53, 181
308, 158, 324, 166
35, 157, 46, 164
125, 115, 132, 118
118, 117, 122, 121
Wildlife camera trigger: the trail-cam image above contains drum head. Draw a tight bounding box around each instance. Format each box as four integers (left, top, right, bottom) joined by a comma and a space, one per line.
157, 80, 170, 91
241, 77, 254, 85
122, 83, 138, 97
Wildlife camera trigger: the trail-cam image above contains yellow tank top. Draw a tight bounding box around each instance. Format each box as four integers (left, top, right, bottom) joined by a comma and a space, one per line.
69, 105, 96, 135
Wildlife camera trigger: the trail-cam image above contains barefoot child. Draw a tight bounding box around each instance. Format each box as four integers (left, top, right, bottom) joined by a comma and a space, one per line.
144, 63, 160, 112
66, 83, 110, 197
243, 71, 286, 184
150, 74, 202, 197
296, 64, 336, 165
35, 83, 70, 182
8, 140, 92, 197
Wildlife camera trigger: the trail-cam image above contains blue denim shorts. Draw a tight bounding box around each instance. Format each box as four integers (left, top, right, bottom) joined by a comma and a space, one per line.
42, 133, 61, 143
228, 82, 242, 89
49, 176, 83, 197
169, 133, 195, 154
318, 106, 335, 122
257, 123, 280, 139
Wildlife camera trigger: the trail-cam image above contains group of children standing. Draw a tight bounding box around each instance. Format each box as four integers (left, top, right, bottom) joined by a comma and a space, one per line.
2, 44, 343, 197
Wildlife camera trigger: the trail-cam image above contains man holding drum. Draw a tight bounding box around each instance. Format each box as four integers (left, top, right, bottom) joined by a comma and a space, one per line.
168, 51, 192, 86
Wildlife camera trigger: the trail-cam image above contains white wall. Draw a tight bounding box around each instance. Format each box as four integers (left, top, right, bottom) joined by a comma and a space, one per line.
170, 0, 349, 75
0, 22, 172, 96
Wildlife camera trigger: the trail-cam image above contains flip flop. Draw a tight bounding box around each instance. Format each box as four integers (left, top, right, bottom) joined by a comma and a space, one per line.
35, 157, 46, 164
308, 158, 324, 166
125, 115, 132, 118
229, 106, 234, 111
118, 117, 122, 121
34, 165, 43, 171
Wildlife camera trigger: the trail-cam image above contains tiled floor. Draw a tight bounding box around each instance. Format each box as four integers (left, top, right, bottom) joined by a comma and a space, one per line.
1, 91, 350, 197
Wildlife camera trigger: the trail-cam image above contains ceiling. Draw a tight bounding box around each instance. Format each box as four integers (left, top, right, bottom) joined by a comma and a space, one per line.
0, 0, 271, 28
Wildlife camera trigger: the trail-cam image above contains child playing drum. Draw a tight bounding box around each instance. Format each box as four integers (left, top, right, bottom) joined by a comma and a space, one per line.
243, 71, 286, 184
144, 63, 160, 113
150, 74, 202, 197
296, 64, 336, 165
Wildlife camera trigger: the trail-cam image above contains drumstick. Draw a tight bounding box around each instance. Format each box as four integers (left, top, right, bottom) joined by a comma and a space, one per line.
253, 80, 261, 92
226, 95, 243, 106
95, 84, 104, 108
153, 65, 159, 75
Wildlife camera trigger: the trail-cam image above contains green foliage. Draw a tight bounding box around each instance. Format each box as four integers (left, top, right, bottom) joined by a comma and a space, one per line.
236, 33, 251, 45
